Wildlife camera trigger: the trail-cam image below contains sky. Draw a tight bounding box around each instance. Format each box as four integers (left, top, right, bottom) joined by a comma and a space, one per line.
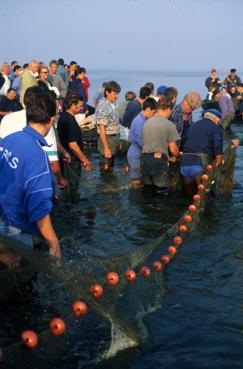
0, 0, 243, 72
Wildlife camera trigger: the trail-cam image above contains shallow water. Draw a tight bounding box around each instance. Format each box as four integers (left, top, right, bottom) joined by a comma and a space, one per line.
1, 72, 243, 368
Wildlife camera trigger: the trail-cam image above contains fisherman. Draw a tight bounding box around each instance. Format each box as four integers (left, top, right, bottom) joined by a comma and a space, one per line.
96, 80, 121, 170
127, 98, 157, 186
119, 90, 137, 122
205, 68, 222, 90
119, 90, 137, 152
165, 86, 178, 106
180, 109, 223, 195
213, 88, 235, 129
170, 92, 202, 149
121, 86, 151, 129
141, 96, 180, 194
57, 93, 92, 200
155, 85, 167, 101
224, 68, 242, 91
0, 87, 61, 263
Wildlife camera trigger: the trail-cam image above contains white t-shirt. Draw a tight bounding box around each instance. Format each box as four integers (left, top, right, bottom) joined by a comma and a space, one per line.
0, 109, 58, 161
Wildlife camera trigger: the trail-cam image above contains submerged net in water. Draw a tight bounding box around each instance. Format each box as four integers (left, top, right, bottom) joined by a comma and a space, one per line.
0, 143, 236, 367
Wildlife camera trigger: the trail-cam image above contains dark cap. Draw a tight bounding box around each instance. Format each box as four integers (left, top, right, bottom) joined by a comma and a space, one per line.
205, 108, 222, 119
157, 85, 167, 94
230, 68, 237, 73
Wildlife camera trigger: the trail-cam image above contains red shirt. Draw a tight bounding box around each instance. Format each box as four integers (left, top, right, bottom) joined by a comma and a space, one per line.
82, 75, 91, 101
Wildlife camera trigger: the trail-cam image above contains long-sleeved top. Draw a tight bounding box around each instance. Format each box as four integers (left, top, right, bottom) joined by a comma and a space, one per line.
48, 73, 67, 98
0, 126, 53, 233
121, 99, 142, 128
127, 112, 146, 160
68, 78, 87, 112
219, 94, 235, 119
20, 70, 38, 104
57, 65, 69, 86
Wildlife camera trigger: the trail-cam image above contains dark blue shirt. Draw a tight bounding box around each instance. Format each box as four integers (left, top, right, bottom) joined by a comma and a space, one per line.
183, 118, 223, 157
68, 78, 87, 112
121, 100, 142, 128
0, 126, 53, 233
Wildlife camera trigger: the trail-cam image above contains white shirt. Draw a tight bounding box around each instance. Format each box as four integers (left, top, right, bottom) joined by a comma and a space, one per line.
0, 109, 58, 161
0, 74, 10, 96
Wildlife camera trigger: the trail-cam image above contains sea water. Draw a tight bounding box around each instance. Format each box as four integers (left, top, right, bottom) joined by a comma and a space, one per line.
0, 71, 243, 369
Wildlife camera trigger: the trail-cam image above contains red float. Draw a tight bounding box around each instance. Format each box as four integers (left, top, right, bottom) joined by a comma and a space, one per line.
207, 164, 213, 171
193, 194, 201, 202
167, 246, 177, 255
72, 301, 87, 317
198, 183, 205, 191
152, 261, 163, 272
125, 269, 137, 281
106, 272, 120, 285
21, 330, 38, 349
202, 174, 208, 181
104, 163, 109, 171
140, 266, 151, 278
188, 204, 197, 212
49, 318, 66, 336
183, 214, 192, 223
89, 284, 104, 298
124, 165, 129, 173
173, 235, 183, 245
179, 224, 188, 233
160, 255, 171, 264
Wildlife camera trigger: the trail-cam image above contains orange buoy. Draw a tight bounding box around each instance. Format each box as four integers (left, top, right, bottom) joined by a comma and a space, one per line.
167, 246, 177, 255
104, 163, 109, 171
193, 194, 201, 202
72, 301, 87, 317
21, 330, 38, 349
89, 284, 104, 298
125, 269, 137, 281
124, 165, 129, 173
198, 183, 205, 191
106, 272, 120, 285
152, 261, 163, 272
179, 224, 188, 233
207, 164, 213, 171
188, 204, 197, 212
49, 318, 66, 336
173, 235, 183, 245
160, 255, 171, 264
183, 214, 192, 223
140, 266, 151, 278
202, 174, 208, 181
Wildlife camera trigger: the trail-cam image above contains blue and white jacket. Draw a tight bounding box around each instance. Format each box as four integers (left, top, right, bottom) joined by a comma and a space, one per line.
0, 126, 53, 233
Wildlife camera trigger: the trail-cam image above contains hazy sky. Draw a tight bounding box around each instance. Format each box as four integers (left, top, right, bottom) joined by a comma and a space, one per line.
1, 0, 243, 72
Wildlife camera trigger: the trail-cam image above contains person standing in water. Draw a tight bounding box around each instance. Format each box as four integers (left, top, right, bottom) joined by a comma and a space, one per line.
0, 87, 61, 267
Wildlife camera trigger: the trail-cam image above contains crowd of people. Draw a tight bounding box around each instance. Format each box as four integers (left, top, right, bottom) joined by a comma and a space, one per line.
0, 59, 242, 269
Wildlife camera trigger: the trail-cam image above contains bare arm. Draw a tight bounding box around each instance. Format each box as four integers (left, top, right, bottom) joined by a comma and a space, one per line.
36, 214, 61, 258
68, 141, 92, 169
99, 124, 111, 158
215, 154, 223, 167
168, 141, 180, 158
